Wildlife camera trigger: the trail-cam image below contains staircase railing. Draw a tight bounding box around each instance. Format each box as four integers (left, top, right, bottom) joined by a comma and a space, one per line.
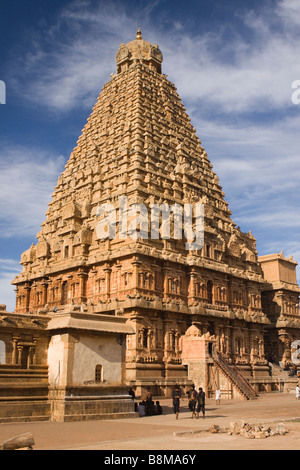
230, 363, 259, 398
213, 352, 258, 400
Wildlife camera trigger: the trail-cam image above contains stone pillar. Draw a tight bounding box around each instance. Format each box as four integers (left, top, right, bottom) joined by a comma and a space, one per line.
32, 338, 38, 365
147, 329, 151, 350
28, 347, 34, 368
103, 265, 111, 301
24, 284, 31, 312
189, 269, 196, 300
41, 281, 48, 305
163, 268, 170, 299
277, 291, 284, 314
150, 329, 156, 349
12, 337, 19, 365
78, 271, 88, 303
279, 331, 292, 365
175, 332, 180, 355
17, 346, 22, 366
214, 324, 221, 352
131, 258, 141, 293
163, 320, 171, 360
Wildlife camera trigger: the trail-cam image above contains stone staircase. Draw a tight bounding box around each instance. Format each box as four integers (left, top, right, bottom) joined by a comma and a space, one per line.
269, 363, 290, 380
214, 353, 259, 400
268, 362, 299, 393
0, 365, 51, 422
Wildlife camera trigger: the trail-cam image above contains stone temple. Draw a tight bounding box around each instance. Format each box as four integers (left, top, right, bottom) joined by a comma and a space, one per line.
0, 30, 299, 422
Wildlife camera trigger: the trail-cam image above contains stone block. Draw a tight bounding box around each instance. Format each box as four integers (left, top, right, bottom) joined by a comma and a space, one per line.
229, 421, 241, 435
2, 433, 35, 450
208, 424, 220, 433
253, 431, 267, 439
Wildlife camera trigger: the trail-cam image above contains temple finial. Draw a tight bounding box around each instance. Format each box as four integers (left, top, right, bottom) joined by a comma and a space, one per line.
136, 27, 142, 40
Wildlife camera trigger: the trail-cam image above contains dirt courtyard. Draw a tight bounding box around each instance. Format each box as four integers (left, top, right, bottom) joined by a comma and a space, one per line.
1, 392, 300, 450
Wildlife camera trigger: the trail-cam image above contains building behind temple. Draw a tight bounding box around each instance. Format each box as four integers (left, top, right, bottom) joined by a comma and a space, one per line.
0, 30, 299, 422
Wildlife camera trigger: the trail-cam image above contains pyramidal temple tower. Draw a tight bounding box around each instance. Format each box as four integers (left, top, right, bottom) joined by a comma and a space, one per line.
12, 30, 275, 397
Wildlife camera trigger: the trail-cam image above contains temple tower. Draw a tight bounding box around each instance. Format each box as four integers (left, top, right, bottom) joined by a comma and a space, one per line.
12, 30, 271, 396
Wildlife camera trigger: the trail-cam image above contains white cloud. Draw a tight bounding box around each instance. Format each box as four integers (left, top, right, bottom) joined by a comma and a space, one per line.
0, 145, 65, 237
7, 0, 300, 115
192, 112, 300, 196
163, 5, 300, 114
9, 2, 139, 112
0, 259, 21, 312
0, 146, 64, 309
278, 0, 300, 27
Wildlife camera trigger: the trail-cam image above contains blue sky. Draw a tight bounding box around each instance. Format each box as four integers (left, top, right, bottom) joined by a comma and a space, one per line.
0, 0, 300, 311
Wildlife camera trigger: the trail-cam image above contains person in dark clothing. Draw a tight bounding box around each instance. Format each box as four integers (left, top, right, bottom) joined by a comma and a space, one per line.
172, 384, 181, 419
188, 385, 197, 418
196, 387, 205, 418
128, 388, 135, 400
128, 388, 138, 412
154, 401, 163, 415
145, 387, 155, 416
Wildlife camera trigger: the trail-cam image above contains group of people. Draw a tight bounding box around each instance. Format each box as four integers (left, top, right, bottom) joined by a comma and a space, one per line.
137, 400, 163, 417
130, 385, 223, 419
129, 387, 163, 417
172, 384, 207, 420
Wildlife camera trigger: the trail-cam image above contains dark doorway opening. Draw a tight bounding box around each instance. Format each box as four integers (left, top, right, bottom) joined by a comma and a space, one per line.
207, 281, 213, 304
21, 346, 30, 369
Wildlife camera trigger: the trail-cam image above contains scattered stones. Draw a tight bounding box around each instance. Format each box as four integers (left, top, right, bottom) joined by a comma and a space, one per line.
274, 422, 287, 436
252, 431, 267, 439
178, 420, 288, 442
212, 421, 288, 439
208, 424, 221, 433
229, 422, 241, 435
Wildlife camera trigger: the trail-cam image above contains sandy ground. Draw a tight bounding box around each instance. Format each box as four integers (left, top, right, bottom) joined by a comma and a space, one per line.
0, 393, 300, 451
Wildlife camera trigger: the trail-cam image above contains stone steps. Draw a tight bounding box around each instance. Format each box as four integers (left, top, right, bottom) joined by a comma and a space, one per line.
0, 400, 51, 423
0, 365, 48, 383
0, 383, 49, 399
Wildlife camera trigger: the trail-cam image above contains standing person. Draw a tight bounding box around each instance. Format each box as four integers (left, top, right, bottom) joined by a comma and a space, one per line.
145, 387, 154, 416
188, 385, 197, 418
172, 384, 181, 419
154, 401, 163, 415
296, 385, 300, 400
196, 387, 206, 419
128, 387, 135, 401
128, 387, 137, 412
215, 388, 221, 406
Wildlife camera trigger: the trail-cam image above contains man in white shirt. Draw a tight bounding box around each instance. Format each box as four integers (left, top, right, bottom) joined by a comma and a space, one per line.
215, 389, 221, 405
